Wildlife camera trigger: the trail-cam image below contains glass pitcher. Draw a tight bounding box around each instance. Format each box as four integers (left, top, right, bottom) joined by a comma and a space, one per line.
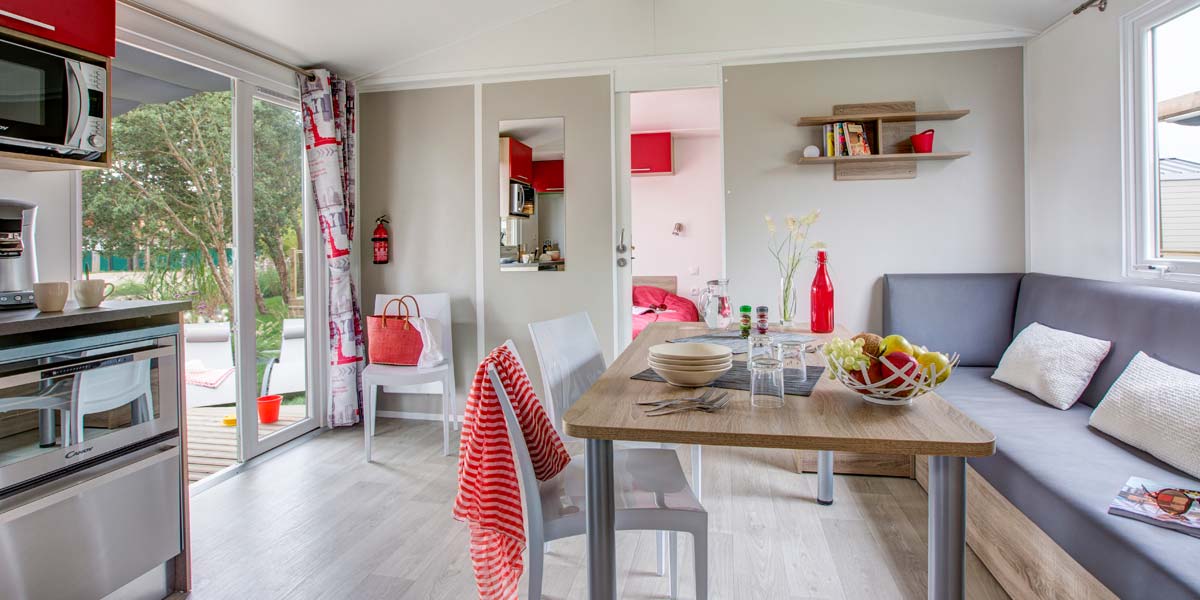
699, 279, 732, 329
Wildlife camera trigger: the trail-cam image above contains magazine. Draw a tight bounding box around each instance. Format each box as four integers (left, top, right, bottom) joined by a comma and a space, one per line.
1108, 476, 1200, 539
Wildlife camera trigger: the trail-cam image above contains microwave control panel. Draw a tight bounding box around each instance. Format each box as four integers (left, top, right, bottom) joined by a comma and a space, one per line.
79, 62, 107, 153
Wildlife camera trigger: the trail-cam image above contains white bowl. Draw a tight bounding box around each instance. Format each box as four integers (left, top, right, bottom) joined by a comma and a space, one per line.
649, 342, 731, 361
648, 354, 733, 368
649, 357, 733, 372
650, 363, 731, 387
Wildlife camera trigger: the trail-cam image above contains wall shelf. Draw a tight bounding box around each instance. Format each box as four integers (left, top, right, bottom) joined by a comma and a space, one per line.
795, 101, 969, 180
797, 151, 969, 164
796, 109, 969, 127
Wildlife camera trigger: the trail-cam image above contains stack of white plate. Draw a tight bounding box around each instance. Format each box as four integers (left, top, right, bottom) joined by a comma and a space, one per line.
648, 342, 733, 387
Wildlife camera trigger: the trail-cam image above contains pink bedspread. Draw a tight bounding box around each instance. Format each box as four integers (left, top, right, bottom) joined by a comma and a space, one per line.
632, 285, 700, 338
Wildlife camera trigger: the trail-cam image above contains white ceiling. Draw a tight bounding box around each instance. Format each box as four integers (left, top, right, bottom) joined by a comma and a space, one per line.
132, 0, 1079, 87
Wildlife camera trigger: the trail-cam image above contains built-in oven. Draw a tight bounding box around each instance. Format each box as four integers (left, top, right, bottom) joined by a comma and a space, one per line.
0, 37, 107, 160
0, 324, 182, 599
0, 325, 179, 495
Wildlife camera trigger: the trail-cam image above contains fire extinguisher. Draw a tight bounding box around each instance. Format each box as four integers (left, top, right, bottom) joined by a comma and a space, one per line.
372, 216, 390, 264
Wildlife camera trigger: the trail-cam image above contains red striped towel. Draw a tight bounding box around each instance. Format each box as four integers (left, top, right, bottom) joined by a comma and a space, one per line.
453, 345, 570, 599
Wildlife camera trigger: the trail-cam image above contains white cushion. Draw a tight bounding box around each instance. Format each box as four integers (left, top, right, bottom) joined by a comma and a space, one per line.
991, 322, 1111, 410
1090, 352, 1200, 480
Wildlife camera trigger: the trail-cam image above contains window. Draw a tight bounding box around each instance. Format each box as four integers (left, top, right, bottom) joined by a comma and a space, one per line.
1124, 0, 1200, 282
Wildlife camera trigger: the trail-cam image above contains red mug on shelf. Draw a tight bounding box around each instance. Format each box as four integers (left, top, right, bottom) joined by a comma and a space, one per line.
910, 129, 935, 153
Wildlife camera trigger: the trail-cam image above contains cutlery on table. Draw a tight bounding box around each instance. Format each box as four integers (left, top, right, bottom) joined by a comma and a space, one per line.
635, 388, 717, 407
644, 393, 730, 416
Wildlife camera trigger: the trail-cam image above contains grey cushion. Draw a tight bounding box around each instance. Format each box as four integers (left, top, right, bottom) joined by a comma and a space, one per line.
939, 368, 1200, 599
882, 273, 1022, 367
1015, 273, 1200, 407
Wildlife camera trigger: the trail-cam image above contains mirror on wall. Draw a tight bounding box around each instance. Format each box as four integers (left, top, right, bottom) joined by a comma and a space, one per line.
499, 117, 565, 272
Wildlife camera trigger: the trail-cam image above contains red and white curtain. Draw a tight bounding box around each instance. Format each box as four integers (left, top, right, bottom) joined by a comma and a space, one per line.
300, 70, 363, 427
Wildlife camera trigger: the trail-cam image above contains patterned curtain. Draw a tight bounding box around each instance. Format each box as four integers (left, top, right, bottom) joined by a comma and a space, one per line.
300, 70, 363, 427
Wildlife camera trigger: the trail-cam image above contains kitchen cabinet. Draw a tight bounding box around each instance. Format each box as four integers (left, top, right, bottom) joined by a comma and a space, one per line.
532, 160, 564, 192
631, 132, 673, 175
0, 0, 116, 57
501, 137, 533, 184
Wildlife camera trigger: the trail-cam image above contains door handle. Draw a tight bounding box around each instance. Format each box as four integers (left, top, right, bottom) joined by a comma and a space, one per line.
616, 229, 627, 254
0, 10, 56, 30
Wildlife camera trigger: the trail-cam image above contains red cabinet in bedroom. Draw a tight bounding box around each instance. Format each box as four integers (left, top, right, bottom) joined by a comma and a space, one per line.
501, 137, 533, 184
631, 132, 673, 175
0, 0, 116, 57
532, 160, 564, 192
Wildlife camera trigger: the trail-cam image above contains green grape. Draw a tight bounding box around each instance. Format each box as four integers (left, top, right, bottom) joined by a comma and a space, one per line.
822, 337, 870, 378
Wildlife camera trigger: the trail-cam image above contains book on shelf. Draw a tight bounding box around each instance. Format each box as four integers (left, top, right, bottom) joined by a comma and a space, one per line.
1108, 476, 1200, 539
818, 121, 872, 157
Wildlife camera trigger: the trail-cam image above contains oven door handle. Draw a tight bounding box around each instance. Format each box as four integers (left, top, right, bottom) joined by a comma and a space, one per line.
0, 346, 176, 389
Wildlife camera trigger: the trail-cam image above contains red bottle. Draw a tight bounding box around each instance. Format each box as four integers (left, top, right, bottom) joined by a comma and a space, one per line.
810, 249, 834, 333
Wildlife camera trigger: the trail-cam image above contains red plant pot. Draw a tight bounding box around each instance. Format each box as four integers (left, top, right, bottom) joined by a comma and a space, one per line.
910, 129, 935, 153
257, 395, 282, 424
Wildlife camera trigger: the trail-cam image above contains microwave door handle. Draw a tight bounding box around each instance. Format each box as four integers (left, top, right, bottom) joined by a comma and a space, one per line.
64, 60, 86, 147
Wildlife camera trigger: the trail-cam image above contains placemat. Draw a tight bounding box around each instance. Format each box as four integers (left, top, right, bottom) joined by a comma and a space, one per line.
631, 361, 825, 396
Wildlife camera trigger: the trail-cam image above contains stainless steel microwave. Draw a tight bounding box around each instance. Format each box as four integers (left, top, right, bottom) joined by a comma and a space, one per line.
508, 181, 535, 218
0, 37, 107, 160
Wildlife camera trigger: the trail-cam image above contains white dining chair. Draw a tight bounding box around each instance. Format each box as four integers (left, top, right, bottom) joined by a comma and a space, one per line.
183, 322, 237, 408
487, 356, 708, 600
71, 340, 154, 444
363, 292, 457, 459
528, 311, 706, 580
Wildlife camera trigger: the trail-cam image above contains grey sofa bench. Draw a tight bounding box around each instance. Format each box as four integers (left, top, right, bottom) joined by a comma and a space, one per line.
883, 272, 1200, 600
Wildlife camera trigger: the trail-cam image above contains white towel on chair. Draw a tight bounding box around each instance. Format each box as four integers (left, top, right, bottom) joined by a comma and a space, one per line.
414, 317, 446, 368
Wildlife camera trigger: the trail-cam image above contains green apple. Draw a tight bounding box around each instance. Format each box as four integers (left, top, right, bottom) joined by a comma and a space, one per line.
917, 351, 951, 383
878, 334, 915, 356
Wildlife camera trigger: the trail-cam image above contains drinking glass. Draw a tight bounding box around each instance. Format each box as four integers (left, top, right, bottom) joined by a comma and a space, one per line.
750, 356, 785, 408
774, 340, 808, 384
747, 332, 774, 359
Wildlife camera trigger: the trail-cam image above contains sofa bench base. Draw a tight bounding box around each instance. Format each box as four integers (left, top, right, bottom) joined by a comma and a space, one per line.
914, 456, 1116, 600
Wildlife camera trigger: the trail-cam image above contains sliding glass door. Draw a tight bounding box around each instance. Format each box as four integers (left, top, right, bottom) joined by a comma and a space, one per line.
82, 44, 320, 484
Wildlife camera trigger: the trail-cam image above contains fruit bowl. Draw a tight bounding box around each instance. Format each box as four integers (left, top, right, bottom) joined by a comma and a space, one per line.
824, 347, 959, 406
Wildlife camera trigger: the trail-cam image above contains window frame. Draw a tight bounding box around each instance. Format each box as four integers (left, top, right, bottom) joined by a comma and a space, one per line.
1121, 0, 1200, 284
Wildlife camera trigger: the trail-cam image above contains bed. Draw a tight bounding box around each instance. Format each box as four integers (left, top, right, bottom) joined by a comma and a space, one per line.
632, 276, 700, 338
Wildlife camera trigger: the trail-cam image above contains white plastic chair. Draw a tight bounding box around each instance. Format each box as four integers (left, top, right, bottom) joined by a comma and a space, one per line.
183, 322, 237, 408
363, 293, 457, 459
71, 353, 153, 444
528, 311, 706, 580
263, 318, 307, 396
487, 352, 708, 600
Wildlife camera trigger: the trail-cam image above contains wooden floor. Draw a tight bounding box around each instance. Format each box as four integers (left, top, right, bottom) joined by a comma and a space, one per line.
187, 419, 1009, 599
186, 405, 307, 483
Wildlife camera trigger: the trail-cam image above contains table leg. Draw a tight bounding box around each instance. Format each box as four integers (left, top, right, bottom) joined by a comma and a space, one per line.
585, 438, 616, 599
928, 456, 966, 600
817, 450, 834, 505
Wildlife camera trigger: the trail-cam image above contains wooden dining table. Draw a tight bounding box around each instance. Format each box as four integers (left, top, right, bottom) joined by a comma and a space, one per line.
563, 322, 995, 600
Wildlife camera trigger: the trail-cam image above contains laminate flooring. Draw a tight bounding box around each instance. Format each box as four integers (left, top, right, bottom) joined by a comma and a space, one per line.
188, 419, 1008, 599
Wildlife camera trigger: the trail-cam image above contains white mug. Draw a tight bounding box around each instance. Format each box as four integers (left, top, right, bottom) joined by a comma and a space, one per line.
34, 281, 69, 312
73, 279, 114, 308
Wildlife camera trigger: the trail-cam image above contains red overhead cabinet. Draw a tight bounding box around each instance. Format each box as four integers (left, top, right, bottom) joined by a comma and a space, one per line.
500, 137, 533, 184
0, 0, 116, 57
532, 160, 564, 192
631, 132, 673, 175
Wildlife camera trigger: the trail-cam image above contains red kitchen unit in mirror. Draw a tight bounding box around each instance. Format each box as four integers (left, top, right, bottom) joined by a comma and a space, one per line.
0, 0, 116, 57
631, 132, 673, 175
532, 160, 564, 192
501, 137, 533, 184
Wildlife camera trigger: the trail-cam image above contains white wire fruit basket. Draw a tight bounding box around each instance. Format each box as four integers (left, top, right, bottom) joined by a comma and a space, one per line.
824, 353, 960, 406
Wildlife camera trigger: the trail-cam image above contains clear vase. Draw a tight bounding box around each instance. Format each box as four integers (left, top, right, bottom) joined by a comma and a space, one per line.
778, 276, 798, 327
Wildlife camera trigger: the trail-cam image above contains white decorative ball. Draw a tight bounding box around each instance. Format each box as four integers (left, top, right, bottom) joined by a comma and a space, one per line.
803, 145, 820, 158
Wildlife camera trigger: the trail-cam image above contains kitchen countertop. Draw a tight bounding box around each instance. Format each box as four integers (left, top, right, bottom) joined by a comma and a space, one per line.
0, 300, 192, 337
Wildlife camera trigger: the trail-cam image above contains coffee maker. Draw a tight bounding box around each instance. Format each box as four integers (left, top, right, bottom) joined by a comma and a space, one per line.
0, 199, 37, 309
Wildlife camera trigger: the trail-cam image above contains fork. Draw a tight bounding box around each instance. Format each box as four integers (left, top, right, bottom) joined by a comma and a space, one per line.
635, 388, 717, 407
645, 393, 730, 416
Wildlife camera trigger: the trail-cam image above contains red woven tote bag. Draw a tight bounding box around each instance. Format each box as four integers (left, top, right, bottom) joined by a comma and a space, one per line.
366, 295, 425, 366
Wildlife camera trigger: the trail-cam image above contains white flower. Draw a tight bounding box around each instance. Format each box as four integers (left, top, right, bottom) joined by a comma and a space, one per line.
764, 215, 776, 234
785, 216, 799, 232
800, 209, 821, 227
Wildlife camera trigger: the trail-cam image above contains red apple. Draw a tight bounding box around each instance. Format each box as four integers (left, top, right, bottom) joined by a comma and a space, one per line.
879, 351, 919, 387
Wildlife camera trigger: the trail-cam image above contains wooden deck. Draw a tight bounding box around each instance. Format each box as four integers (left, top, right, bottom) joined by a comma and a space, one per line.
186, 405, 307, 483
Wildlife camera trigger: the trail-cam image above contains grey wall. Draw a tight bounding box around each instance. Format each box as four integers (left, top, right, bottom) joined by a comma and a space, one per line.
482, 76, 614, 397
722, 48, 1026, 334
358, 86, 477, 415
